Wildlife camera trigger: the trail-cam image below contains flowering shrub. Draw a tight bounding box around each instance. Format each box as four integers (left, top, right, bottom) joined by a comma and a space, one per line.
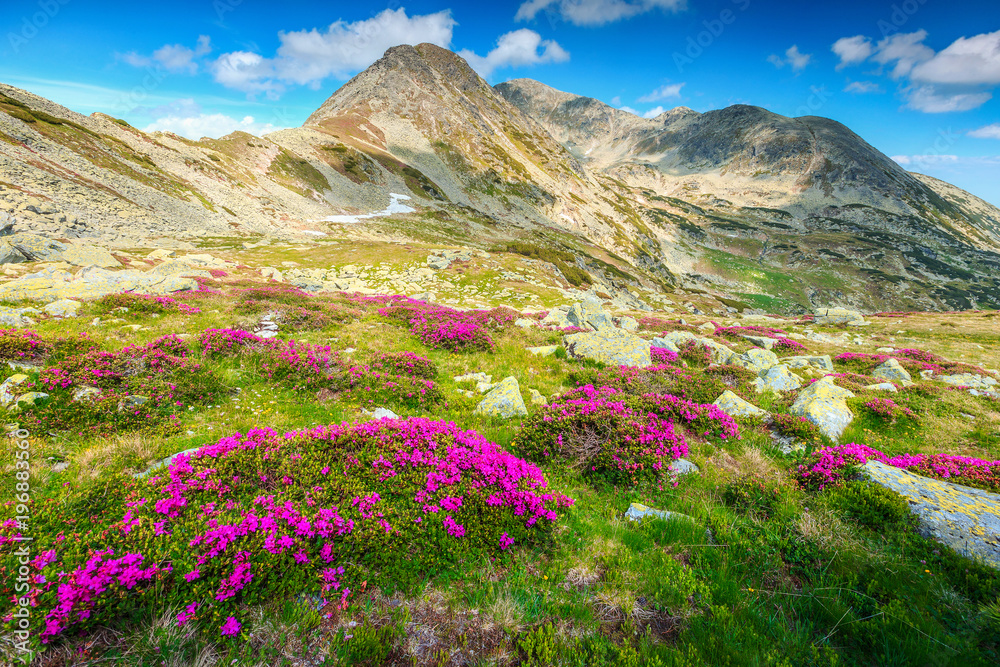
650, 347, 679, 365
0, 328, 52, 361
773, 337, 806, 352
677, 339, 713, 366
94, 293, 201, 315
771, 413, 822, 443
18, 337, 225, 436
198, 329, 272, 357
515, 385, 737, 486
834, 351, 987, 377
858, 397, 918, 424
571, 364, 755, 405
796, 444, 1000, 492
722, 476, 785, 519
332, 365, 444, 410
232, 286, 313, 313
714, 325, 788, 340
413, 319, 495, 353
261, 340, 339, 391
368, 351, 438, 380
2, 418, 573, 643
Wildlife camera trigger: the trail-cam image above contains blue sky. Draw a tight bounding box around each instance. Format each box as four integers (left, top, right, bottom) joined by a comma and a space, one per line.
2, 0, 999, 205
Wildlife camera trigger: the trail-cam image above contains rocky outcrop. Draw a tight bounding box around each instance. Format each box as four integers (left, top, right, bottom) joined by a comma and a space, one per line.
790, 377, 855, 441
563, 329, 651, 368
863, 461, 1000, 569
713, 390, 766, 417
814, 308, 867, 326
872, 358, 913, 386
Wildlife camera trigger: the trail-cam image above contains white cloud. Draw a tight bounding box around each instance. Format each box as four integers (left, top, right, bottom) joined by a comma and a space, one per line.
610, 95, 621, 106
143, 105, 286, 139
122, 36, 212, 74
844, 81, 882, 94
459, 29, 569, 78
211, 51, 282, 98
211, 8, 455, 96
637, 82, 684, 103
515, 0, 685, 27
618, 105, 639, 115
642, 106, 665, 118
872, 30, 934, 79
910, 29, 1000, 86
904, 85, 992, 113
832, 35, 872, 70
969, 123, 1000, 139
273, 9, 455, 85
767, 45, 811, 71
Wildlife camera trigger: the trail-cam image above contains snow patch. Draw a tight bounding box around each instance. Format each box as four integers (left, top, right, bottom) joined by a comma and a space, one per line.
321, 193, 415, 224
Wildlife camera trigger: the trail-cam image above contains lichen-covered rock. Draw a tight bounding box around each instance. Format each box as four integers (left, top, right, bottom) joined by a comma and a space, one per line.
713, 390, 766, 417
936, 373, 998, 390
564, 329, 651, 367
743, 335, 777, 350
790, 377, 855, 441
473, 377, 528, 418
42, 299, 82, 318
61, 244, 121, 268
72, 386, 101, 403
528, 388, 548, 406
0, 374, 29, 407
7, 233, 67, 262
731, 348, 779, 374
669, 459, 700, 476
650, 337, 681, 353
526, 345, 558, 357
541, 308, 571, 328
625, 502, 698, 523
618, 316, 638, 332
754, 364, 802, 393
814, 307, 866, 325
865, 382, 898, 393
872, 358, 912, 385
783, 355, 834, 371
863, 461, 1000, 569
12, 391, 49, 411
567, 297, 613, 331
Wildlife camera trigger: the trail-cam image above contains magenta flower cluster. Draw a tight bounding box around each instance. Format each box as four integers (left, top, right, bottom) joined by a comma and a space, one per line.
376, 298, 516, 353
650, 346, 679, 364
862, 398, 918, 422
797, 443, 1000, 491
13, 417, 573, 641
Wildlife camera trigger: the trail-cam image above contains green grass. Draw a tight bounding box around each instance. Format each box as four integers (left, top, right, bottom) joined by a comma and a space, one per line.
1, 275, 999, 666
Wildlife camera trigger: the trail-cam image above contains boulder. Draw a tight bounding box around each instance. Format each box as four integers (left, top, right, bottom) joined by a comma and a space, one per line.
865, 382, 898, 393
567, 297, 613, 331
147, 249, 175, 260
625, 502, 698, 523
455, 372, 492, 384
790, 377, 855, 441
119, 395, 149, 411
0, 374, 30, 407
473, 377, 528, 419
62, 245, 121, 268
754, 364, 803, 393
713, 390, 766, 417
564, 329, 651, 367
872, 358, 913, 386
936, 373, 998, 390
7, 233, 67, 262
290, 277, 325, 292
731, 348, 780, 374
0, 240, 28, 264
541, 308, 572, 328
42, 299, 82, 318
618, 316, 639, 332
514, 318, 535, 328
13, 391, 48, 411
650, 337, 681, 353
363, 407, 399, 420
260, 266, 283, 282
863, 461, 1000, 569
814, 307, 866, 326
669, 459, 700, 476
526, 345, 558, 357
742, 335, 777, 350
656, 332, 734, 364
783, 355, 834, 371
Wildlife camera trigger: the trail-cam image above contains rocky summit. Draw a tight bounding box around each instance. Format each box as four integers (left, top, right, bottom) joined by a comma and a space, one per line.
1, 42, 1000, 667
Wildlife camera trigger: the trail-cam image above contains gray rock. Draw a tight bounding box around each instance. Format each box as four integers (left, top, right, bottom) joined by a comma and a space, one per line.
783, 355, 834, 371
136, 447, 201, 479
72, 386, 101, 403
0, 374, 29, 407
872, 358, 913, 385
564, 329, 651, 367
713, 390, 766, 417
526, 345, 558, 357
863, 461, 1000, 569
731, 348, 779, 374
473, 377, 528, 418
742, 335, 777, 350
790, 377, 855, 442
754, 364, 803, 393
669, 459, 700, 476
363, 407, 399, 420
815, 307, 866, 326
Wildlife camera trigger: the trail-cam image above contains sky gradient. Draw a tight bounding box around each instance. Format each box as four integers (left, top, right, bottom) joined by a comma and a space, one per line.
2, 0, 999, 205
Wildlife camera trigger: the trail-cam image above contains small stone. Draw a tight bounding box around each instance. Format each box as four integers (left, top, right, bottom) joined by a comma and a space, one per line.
42, 299, 82, 318
528, 388, 547, 406
865, 382, 898, 393
669, 459, 700, 476
12, 391, 49, 411
72, 386, 101, 403
119, 395, 149, 411
872, 358, 913, 386
526, 345, 558, 357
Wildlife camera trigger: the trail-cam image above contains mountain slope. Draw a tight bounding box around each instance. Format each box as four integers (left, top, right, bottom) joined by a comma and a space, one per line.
1, 47, 1000, 311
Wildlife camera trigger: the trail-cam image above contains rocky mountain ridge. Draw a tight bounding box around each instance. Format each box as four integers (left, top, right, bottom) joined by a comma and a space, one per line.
2, 44, 1000, 312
